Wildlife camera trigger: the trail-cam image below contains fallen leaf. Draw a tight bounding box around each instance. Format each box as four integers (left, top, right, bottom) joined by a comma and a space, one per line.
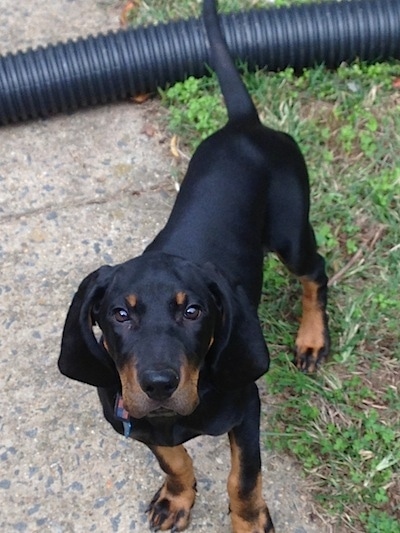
170, 135, 180, 159
131, 93, 151, 104
120, 1, 140, 28
141, 123, 157, 137
392, 78, 400, 89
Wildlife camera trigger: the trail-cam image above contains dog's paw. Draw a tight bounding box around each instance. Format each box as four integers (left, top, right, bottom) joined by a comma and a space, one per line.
295, 314, 330, 373
147, 482, 196, 532
230, 506, 275, 533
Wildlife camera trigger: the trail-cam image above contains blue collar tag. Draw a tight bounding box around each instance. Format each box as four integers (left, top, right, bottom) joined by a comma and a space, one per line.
114, 394, 133, 438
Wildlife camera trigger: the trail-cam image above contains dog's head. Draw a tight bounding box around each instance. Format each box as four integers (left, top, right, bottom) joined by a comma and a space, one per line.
58, 252, 269, 418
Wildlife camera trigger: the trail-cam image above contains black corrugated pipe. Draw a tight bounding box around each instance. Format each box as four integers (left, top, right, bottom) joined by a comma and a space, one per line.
0, 0, 399, 125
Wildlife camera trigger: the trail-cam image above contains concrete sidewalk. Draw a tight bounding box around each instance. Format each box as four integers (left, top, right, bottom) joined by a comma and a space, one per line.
0, 2, 329, 531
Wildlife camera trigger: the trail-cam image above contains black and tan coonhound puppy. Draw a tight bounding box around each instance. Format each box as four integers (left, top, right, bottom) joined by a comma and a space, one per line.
58, 0, 330, 530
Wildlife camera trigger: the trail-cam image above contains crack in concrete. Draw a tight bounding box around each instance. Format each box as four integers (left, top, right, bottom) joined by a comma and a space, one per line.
0, 181, 175, 223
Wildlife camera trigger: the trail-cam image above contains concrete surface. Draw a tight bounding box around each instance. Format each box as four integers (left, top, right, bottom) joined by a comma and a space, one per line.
0, 1, 330, 532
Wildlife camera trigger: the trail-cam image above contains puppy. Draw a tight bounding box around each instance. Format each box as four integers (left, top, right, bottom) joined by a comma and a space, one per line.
58, 0, 329, 531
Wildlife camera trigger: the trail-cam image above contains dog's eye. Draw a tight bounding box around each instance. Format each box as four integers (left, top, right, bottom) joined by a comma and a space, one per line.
184, 305, 202, 320
113, 308, 130, 323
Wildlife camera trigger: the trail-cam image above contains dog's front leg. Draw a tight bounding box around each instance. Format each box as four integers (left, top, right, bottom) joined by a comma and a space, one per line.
227, 393, 275, 533
147, 444, 196, 531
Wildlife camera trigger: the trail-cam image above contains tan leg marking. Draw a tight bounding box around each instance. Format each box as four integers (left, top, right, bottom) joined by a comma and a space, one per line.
228, 434, 275, 533
147, 445, 196, 532
295, 277, 328, 372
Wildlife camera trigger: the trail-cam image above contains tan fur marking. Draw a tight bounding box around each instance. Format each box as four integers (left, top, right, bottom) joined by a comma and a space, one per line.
148, 445, 196, 531
119, 363, 151, 419
295, 278, 325, 370
228, 434, 274, 532
118, 359, 200, 418
176, 362, 200, 411
175, 291, 186, 306
227, 432, 241, 501
153, 445, 195, 491
126, 294, 137, 308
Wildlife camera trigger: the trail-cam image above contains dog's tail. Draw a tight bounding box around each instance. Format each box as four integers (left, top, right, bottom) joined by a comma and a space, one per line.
203, 0, 259, 124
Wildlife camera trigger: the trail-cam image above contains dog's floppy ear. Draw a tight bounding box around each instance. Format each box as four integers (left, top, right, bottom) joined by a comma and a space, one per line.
58, 265, 119, 388
205, 265, 270, 389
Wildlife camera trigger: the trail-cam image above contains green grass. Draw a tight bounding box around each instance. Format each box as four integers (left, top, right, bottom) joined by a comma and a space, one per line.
128, 1, 400, 531
257, 62, 400, 530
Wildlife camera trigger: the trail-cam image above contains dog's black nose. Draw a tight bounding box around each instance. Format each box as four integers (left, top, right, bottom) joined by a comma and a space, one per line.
140, 369, 179, 401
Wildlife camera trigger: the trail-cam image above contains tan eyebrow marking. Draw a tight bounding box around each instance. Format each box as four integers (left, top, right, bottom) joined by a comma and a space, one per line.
126, 294, 137, 308
175, 291, 187, 306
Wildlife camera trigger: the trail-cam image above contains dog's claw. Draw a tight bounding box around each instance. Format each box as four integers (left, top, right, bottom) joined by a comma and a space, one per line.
294, 342, 329, 373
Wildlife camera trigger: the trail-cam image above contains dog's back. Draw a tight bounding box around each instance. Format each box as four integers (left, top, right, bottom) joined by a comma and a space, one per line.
146, 0, 281, 302
146, 0, 306, 305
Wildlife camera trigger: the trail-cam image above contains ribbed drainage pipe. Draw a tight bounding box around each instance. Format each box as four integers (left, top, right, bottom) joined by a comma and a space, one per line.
0, 0, 399, 125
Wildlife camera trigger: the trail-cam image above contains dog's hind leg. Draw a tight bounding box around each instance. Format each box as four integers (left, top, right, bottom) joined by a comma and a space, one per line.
294, 250, 330, 372
269, 206, 330, 372
273, 221, 329, 372
147, 445, 196, 531
264, 156, 330, 372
